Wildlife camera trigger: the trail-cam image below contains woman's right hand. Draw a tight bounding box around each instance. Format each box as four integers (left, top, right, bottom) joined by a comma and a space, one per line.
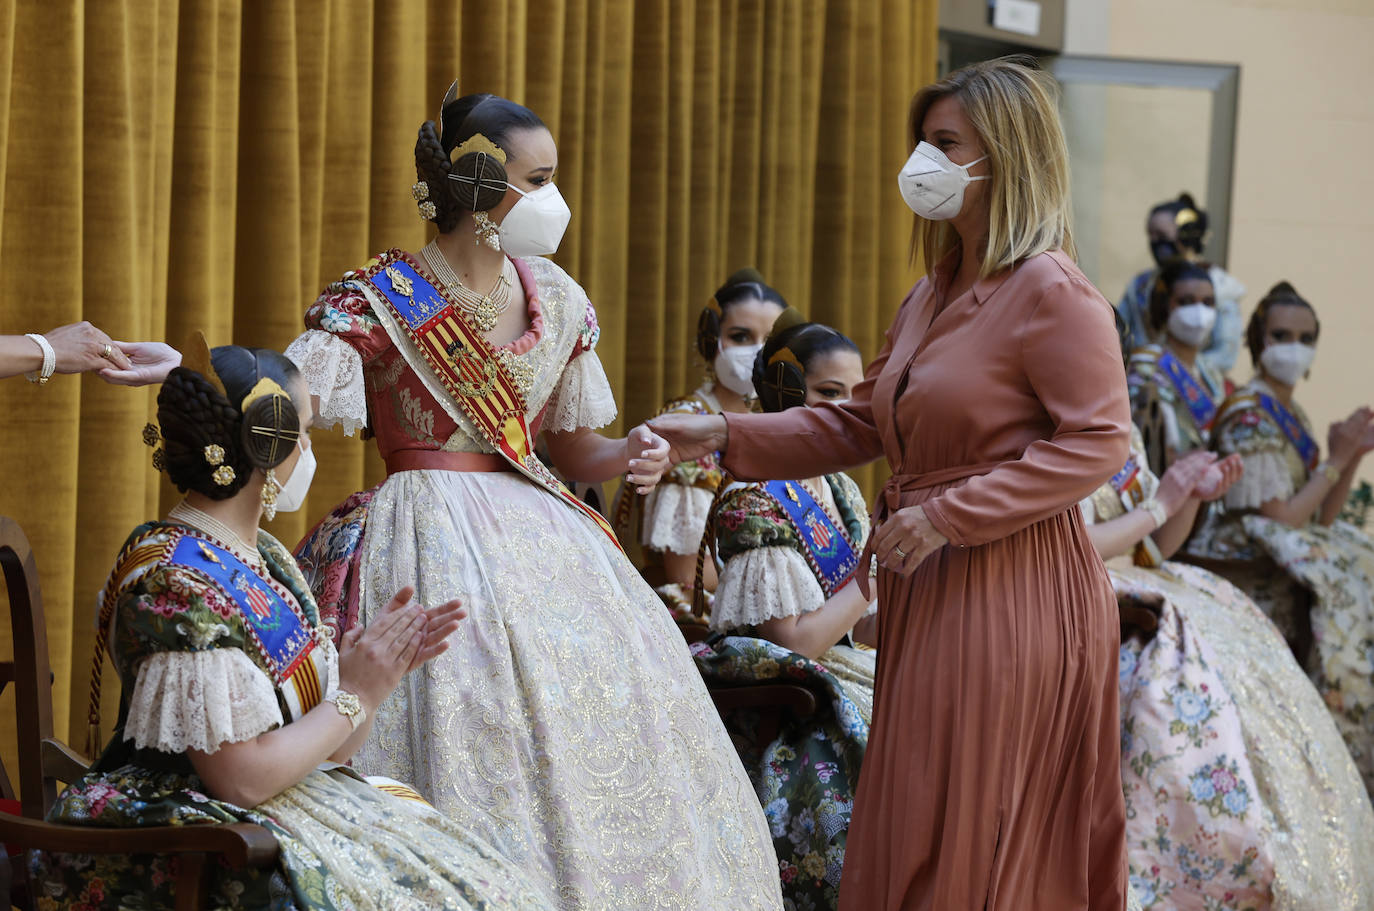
1154, 450, 1218, 516
1328, 406, 1373, 468
336, 586, 463, 708
646, 413, 728, 464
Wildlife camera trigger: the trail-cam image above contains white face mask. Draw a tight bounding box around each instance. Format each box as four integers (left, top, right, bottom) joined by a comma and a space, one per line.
1166, 303, 1217, 348
498, 183, 572, 257
897, 141, 989, 221
714, 344, 763, 398
1260, 342, 1316, 387
273, 442, 316, 514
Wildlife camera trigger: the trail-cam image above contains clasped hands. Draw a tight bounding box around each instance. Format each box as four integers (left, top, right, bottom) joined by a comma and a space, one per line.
336, 586, 466, 711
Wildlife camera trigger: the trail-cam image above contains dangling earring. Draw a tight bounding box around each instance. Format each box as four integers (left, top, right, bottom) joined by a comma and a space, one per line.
473, 211, 501, 250
261, 468, 279, 522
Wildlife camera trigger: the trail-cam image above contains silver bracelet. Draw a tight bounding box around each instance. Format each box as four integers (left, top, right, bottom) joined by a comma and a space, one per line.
23, 333, 55, 385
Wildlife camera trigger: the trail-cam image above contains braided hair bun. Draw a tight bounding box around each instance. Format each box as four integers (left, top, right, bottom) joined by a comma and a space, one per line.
156, 346, 303, 499
414, 91, 546, 234
157, 369, 255, 499
753, 321, 860, 414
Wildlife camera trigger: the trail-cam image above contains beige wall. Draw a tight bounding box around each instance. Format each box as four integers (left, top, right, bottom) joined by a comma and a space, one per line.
1065, 0, 1374, 474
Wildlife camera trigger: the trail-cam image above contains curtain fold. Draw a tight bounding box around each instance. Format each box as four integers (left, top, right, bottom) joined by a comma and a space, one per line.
0, 0, 935, 779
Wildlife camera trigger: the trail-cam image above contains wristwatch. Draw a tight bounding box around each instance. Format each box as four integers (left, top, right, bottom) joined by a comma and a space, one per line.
1317, 462, 1343, 483
324, 689, 366, 731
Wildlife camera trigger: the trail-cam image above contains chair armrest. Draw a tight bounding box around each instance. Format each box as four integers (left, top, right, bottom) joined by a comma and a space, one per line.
0, 813, 279, 868
709, 683, 818, 718
40, 740, 90, 789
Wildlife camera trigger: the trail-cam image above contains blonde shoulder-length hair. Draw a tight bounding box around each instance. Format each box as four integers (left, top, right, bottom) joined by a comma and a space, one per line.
909, 56, 1075, 278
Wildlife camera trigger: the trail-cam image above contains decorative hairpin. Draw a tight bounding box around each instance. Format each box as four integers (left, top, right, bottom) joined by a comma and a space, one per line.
413, 181, 437, 221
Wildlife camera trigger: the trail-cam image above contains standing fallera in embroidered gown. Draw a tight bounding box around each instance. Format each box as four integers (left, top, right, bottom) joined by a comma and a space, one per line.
1083, 429, 1374, 909
31, 521, 551, 911
1189, 376, 1374, 795
288, 249, 782, 909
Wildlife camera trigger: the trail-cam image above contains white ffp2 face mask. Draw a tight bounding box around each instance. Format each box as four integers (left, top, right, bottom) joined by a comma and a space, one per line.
273, 442, 316, 514
714, 344, 763, 397
498, 183, 572, 257
898, 141, 989, 221
1166, 303, 1217, 348
1260, 342, 1316, 386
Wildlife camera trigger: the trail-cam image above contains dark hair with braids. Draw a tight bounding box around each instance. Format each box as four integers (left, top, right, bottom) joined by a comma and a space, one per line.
752, 322, 861, 414
415, 92, 547, 233
696, 268, 789, 361
157, 347, 302, 499
1147, 259, 1214, 337
1245, 281, 1321, 368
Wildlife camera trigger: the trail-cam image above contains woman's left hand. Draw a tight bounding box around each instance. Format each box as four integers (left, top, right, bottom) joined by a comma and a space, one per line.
872, 505, 949, 576
625, 424, 671, 494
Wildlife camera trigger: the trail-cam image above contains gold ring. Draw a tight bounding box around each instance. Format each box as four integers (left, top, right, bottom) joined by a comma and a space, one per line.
101, 343, 113, 359
894, 546, 907, 559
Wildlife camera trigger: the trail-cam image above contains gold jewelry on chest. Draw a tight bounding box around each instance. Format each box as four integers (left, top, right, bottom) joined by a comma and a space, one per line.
421, 241, 515, 333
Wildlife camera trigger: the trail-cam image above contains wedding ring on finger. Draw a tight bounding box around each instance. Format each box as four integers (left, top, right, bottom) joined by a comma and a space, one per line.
894, 546, 908, 559
101, 343, 113, 360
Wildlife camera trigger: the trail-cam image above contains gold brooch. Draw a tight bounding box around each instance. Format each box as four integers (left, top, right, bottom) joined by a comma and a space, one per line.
204, 444, 226, 466
212, 465, 237, 487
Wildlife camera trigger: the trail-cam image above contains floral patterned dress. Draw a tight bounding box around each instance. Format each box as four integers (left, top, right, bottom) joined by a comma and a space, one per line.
1085, 434, 1374, 909
287, 253, 782, 910
614, 382, 726, 614
1189, 378, 1374, 795
693, 472, 875, 911
29, 522, 551, 911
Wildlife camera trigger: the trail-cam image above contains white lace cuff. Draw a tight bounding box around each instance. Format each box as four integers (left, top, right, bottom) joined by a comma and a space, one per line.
1224, 449, 1296, 510
285, 330, 367, 436
710, 546, 826, 632
544, 351, 618, 432
641, 483, 714, 555
124, 648, 283, 754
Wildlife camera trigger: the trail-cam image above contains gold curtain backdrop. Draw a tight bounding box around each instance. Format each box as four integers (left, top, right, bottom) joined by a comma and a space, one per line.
0, 0, 935, 777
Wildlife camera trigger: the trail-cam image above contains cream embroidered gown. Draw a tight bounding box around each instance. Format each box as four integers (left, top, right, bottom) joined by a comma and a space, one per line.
287, 251, 782, 911
1083, 430, 1374, 909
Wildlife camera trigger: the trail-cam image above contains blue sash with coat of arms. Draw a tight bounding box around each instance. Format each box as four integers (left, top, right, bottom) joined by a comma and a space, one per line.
764, 480, 860, 597
167, 533, 324, 717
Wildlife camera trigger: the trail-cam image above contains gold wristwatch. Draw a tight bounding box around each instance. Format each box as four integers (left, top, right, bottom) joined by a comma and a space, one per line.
1317, 461, 1343, 483
325, 689, 366, 731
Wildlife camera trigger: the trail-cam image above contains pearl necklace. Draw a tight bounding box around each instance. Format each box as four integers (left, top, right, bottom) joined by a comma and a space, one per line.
168, 502, 265, 571
421, 241, 515, 333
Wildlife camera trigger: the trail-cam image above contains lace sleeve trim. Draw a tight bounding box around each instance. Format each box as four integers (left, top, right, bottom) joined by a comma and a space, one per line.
285, 330, 367, 436
123, 648, 283, 755
544, 350, 618, 433
641, 483, 714, 555
1224, 449, 1297, 511
710, 546, 826, 632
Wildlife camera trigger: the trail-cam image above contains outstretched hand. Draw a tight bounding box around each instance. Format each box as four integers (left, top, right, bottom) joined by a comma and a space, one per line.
99, 340, 182, 386
646, 413, 728, 465
625, 424, 671, 494
45, 321, 133, 374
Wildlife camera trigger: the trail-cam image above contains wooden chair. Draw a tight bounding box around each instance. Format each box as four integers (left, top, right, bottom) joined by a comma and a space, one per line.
0, 516, 278, 911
